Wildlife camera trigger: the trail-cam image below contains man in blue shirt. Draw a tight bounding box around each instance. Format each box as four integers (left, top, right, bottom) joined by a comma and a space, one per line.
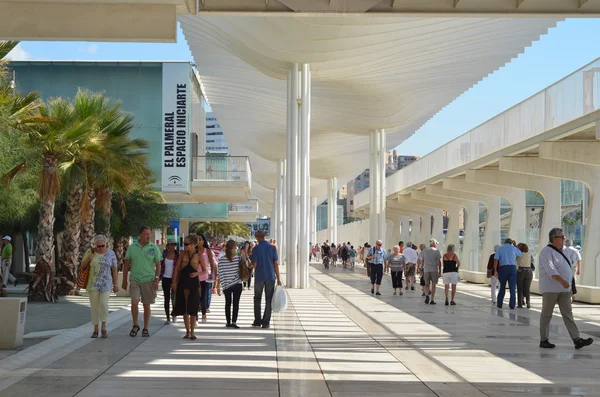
251, 230, 282, 328
493, 238, 522, 309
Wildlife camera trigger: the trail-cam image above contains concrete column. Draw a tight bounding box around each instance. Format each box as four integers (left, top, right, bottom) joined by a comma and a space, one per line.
285, 65, 299, 288
426, 185, 501, 273
446, 206, 461, 255
462, 202, 480, 272
432, 209, 445, 248
298, 64, 311, 289
311, 197, 317, 247
442, 178, 526, 241
389, 217, 401, 249
400, 215, 410, 243
328, 177, 338, 244
369, 131, 378, 243
466, 169, 562, 266
409, 213, 422, 246
378, 129, 387, 243
280, 159, 287, 264
500, 156, 600, 287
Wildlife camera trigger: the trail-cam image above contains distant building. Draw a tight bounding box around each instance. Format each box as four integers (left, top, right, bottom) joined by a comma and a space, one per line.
205, 112, 229, 154
354, 169, 370, 195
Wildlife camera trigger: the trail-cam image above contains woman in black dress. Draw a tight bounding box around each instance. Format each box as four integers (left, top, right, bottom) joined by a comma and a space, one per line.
172, 234, 207, 340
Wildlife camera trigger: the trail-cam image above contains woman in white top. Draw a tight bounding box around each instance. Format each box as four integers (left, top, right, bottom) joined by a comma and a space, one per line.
216, 240, 243, 328
161, 238, 179, 324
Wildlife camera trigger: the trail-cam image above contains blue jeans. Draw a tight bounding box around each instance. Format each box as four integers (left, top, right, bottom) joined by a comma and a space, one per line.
497, 265, 517, 308
206, 282, 213, 308
254, 280, 275, 326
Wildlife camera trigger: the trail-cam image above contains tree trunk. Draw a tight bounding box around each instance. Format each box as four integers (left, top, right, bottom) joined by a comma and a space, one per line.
79, 188, 96, 262
56, 186, 83, 296
98, 187, 112, 249
29, 155, 58, 302
114, 236, 129, 271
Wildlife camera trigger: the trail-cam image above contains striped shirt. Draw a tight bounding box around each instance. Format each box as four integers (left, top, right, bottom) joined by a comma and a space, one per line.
217, 252, 242, 290
539, 245, 573, 294
388, 254, 406, 272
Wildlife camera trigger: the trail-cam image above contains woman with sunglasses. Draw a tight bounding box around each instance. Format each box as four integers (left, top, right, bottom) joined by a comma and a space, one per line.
161, 238, 179, 324
80, 235, 118, 338
172, 234, 206, 339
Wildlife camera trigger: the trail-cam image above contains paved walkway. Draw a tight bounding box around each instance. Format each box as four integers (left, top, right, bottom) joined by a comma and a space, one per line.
2, 265, 600, 397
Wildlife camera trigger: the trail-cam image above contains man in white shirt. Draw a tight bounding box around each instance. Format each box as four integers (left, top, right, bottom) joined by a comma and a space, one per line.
402, 242, 418, 292
538, 228, 592, 350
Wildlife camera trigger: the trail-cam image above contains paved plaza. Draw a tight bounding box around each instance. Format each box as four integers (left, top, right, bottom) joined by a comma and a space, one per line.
2, 265, 600, 397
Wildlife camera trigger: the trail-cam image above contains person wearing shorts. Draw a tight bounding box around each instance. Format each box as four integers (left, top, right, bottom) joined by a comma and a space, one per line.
122, 226, 161, 338
442, 244, 461, 306
422, 239, 442, 305
402, 242, 418, 291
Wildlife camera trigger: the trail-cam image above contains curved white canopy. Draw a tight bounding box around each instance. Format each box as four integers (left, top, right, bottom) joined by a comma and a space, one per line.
179, 15, 560, 213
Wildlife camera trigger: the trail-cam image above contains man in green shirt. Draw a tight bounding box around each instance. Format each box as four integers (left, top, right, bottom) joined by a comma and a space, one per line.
1, 236, 17, 288
122, 226, 161, 337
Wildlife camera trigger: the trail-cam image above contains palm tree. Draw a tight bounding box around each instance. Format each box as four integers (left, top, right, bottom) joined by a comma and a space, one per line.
0, 41, 43, 134
58, 90, 151, 295
24, 97, 103, 301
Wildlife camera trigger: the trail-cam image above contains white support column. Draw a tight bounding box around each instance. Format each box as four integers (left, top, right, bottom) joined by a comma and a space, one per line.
272, 186, 278, 244
310, 197, 317, 246
280, 159, 287, 264
463, 202, 480, 272
378, 129, 387, 243
369, 131, 378, 244
432, 209, 444, 248
298, 63, 311, 289
409, 213, 422, 246
426, 185, 500, 274
445, 206, 461, 255
285, 65, 299, 288
442, 178, 526, 243
328, 177, 338, 244
466, 169, 561, 266
390, 216, 401, 248
500, 156, 600, 287
400, 215, 410, 244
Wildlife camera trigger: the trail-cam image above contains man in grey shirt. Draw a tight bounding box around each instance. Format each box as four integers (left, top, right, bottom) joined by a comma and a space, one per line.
423, 239, 442, 305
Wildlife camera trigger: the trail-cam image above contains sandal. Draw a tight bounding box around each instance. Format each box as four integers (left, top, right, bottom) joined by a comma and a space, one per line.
91, 331, 98, 339
190, 335, 197, 340
129, 325, 140, 337
142, 328, 150, 337
101, 330, 108, 339
183, 334, 190, 339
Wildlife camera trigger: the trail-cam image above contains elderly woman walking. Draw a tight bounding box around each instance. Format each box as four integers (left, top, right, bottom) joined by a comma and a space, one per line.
80, 235, 118, 338
388, 245, 406, 296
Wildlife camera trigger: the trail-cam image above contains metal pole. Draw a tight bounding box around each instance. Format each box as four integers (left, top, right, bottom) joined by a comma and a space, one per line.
286, 63, 299, 288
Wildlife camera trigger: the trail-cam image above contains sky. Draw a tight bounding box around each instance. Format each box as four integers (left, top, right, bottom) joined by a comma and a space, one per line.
7, 18, 600, 158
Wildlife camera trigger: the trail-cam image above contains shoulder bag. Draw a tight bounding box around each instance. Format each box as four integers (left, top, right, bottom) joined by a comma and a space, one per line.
238, 256, 249, 281
547, 244, 576, 295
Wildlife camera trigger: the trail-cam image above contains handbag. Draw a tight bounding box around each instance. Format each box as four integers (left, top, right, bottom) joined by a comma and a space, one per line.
547, 244, 576, 294
239, 257, 249, 281
77, 250, 92, 289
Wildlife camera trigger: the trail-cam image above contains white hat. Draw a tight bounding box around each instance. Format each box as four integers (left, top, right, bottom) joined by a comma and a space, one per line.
429, 238, 438, 245
2, 236, 11, 241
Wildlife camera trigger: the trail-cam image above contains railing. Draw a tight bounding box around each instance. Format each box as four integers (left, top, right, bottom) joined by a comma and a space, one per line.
228, 199, 259, 213
193, 156, 252, 184
355, 57, 600, 209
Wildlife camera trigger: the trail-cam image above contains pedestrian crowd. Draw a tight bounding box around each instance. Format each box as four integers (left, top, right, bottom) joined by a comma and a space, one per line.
75, 226, 281, 340
314, 226, 592, 350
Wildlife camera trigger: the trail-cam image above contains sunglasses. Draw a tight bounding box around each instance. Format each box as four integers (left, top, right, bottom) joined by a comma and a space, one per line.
554, 235, 565, 239
96, 245, 106, 248
184, 242, 194, 246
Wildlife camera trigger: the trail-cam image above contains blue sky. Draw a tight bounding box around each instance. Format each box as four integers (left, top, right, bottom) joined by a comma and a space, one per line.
7, 19, 600, 157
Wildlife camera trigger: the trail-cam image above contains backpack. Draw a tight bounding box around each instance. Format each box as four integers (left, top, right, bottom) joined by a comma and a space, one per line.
342, 246, 348, 255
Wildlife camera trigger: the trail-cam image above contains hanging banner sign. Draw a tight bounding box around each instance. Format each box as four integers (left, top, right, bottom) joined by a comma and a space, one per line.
162, 63, 191, 193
